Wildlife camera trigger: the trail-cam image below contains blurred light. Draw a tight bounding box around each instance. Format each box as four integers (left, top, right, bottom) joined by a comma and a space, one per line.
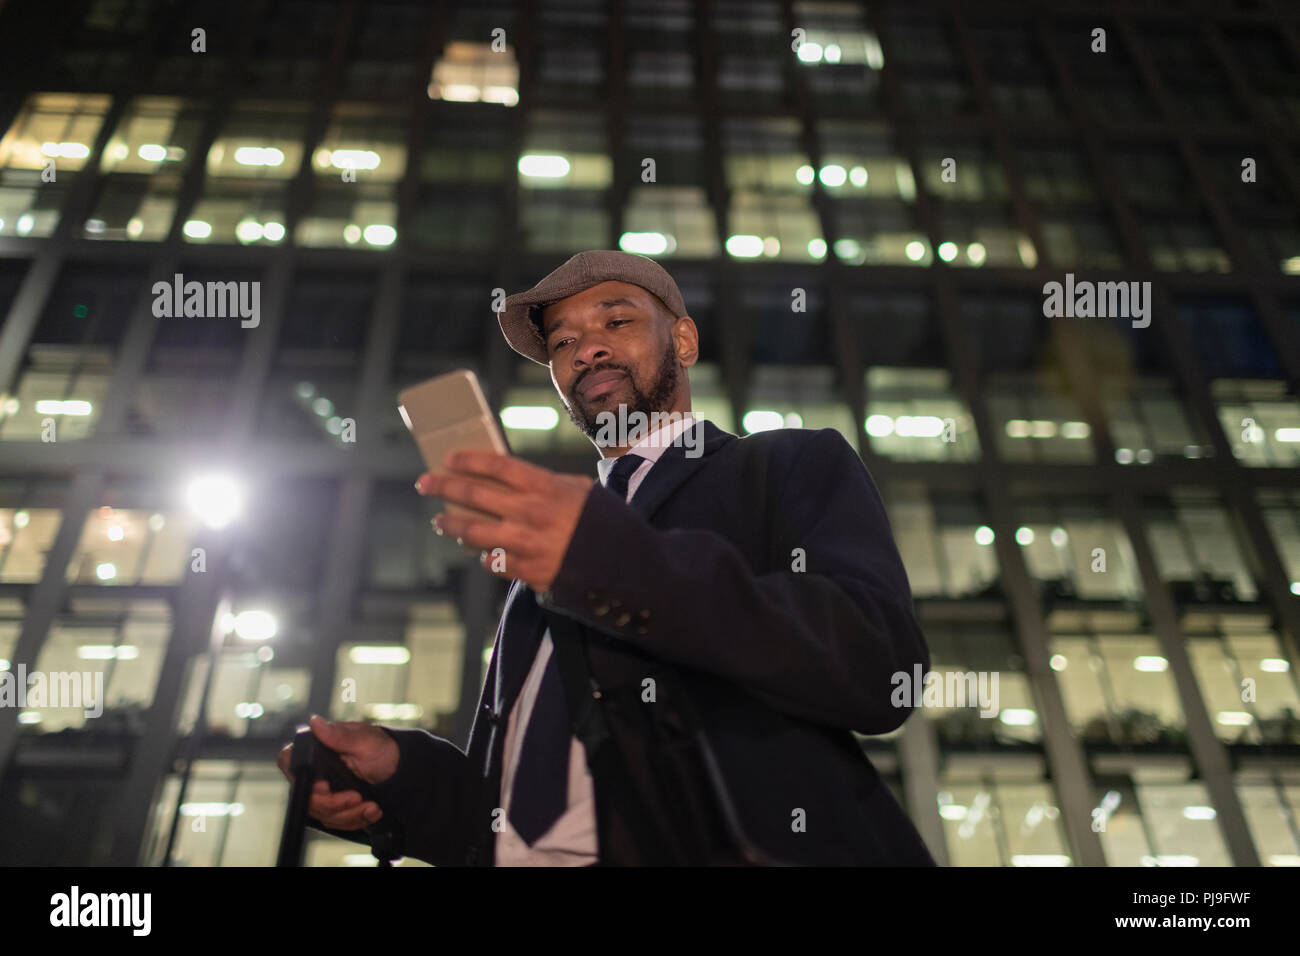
1261, 657, 1290, 671
1182, 806, 1216, 821
818, 164, 846, 187
180, 803, 244, 816
939, 805, 967, 820
967, 242, 986, 265
34, 400, 92, 415
84, 219, 106, 234
1030, 420, 1056, 438
482, 86, 519, 106
725, 235, 764, 258
17, 214, 34, 235
795, 164, 815, 185
974, 526, 995, 546
796, 42, 823, 63
137, 144, 167, 162
866, 414, 894, 437
106, 525, 124, 542
1005, 419, 1030, 438
329, 149, 381, 170
368, 703, 423, 720
185, 474, 242, 529
762, 236, 780, 257
233, 610, 277, 641
343, 224, 361, 244
1017, 237, 1038, 267
1061, 421, 1090, 439
1049, 654, 1068, 671
1115, 448, 1134, 464
234, 702, 264, 718
18, 712, 41, 724
1275, 428, 1300, 442
824, 43, 841, 63
1012, 855, 1070, 867
501, 406, 559, 430
1216, 711, 1253, 726
849, 166, 868, 187
999, 709, 1037, 726
349, 646, 412, 665
619, 232, 670, 255
1050, 527, 1068, 547
235, 219, 264, 243
14, 512, 29, 528
363, 224, 396, 246
783, 412, 803, 427
182, 220, 211, 239
894, 415, 943, 437
262, 221, 285, 241
864, 34, 885, 69
833, 238, 862, 261
312, 397, 333, 417
233, 146, 284, 166
41, 141, 90, 159
1133, 656, 1168, 672
905, 240, 926, 261
256, 646, 274, 663
78, 645, 138, 660
1141, 855, 1198, 866
807, 238, 827, 259
1015, 527, 1034, 546
743, 410, 785, 433
937, 241, 958, 261
295, 382, 316, 400
518, 154, 570, 178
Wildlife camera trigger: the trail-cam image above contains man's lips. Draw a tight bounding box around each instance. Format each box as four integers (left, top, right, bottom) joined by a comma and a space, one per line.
579, 370, 626, 397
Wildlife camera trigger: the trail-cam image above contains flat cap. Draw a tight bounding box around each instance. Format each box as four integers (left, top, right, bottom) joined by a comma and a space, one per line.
497, 250, 687, 366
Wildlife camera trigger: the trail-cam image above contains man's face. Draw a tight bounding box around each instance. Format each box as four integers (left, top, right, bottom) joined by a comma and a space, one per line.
539, 280, 687, 442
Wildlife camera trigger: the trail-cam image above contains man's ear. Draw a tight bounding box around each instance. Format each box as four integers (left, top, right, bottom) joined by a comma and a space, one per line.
672, 315, 699, 367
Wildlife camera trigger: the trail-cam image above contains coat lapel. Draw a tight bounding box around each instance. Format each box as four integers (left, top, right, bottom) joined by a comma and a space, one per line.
492, 418, 737, 713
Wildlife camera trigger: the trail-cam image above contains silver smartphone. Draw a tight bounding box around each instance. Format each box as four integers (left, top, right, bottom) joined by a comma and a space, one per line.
398, 369, 511, 522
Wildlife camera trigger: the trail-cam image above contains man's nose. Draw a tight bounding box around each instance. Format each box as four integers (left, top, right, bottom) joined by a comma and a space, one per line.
573, 331, 613, 368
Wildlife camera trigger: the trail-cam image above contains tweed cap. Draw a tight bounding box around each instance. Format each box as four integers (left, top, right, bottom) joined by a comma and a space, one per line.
497, 250, 688, 365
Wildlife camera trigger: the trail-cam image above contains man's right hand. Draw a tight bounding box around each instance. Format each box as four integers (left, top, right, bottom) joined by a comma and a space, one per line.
276, 714, 400, 831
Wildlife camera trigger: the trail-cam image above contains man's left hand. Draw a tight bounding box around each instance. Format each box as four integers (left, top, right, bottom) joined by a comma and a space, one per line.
415, 449, 595, 593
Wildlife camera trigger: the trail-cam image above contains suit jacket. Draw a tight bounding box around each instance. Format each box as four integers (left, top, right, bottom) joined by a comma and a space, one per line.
311, 420, 935, 866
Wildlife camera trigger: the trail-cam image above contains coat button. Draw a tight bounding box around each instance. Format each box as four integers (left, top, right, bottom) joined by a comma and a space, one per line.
593, 603, 610, 616
615, 611, 632, 627
481, 702, 497, 723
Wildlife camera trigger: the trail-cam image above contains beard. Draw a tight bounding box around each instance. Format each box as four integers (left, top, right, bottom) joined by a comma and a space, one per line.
564, 337, 681, 443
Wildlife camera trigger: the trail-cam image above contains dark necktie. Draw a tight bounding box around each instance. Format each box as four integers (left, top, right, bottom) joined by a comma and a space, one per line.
508, 453, 646, 845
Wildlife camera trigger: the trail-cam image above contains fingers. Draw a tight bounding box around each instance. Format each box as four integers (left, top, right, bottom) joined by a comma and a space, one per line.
418, 471, 521, 523
442, 449, 542, 492
314, 794, 383, 830
433, 512, 529, 555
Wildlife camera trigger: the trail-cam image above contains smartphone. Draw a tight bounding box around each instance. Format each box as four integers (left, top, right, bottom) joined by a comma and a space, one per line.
398, 369, 511, 522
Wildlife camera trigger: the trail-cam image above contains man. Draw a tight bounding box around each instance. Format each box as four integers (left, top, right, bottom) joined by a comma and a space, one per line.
279, 250, 935, 866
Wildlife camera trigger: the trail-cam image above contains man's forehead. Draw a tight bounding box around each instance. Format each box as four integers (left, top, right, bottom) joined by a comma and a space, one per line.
540, 281, 649, 326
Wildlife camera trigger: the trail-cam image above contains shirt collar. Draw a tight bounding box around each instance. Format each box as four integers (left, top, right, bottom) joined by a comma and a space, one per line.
595, 412, 697, 485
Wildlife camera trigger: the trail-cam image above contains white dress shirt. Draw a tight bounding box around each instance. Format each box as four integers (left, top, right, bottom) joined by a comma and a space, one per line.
494, 412, 698, 865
